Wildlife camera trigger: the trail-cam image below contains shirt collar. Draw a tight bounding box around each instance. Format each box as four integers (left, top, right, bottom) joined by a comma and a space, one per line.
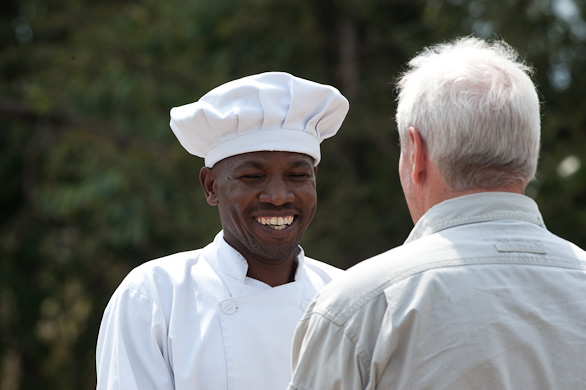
406, 192, 546, 244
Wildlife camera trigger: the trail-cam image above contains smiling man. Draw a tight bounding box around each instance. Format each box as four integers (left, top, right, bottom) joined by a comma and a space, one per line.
96, 72, 349, 390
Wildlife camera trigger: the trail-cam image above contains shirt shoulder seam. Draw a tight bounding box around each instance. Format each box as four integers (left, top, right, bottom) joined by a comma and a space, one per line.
318, 255, 586, 325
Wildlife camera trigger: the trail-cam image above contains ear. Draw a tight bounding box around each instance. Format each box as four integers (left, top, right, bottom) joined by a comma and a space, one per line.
199, 166, 219, 206
408, 127, 428, 185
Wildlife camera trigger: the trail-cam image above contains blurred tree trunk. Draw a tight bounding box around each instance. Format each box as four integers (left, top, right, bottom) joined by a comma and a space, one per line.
339, 14, 359, 102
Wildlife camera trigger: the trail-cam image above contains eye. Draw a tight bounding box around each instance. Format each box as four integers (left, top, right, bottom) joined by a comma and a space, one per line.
287, 171, 312, 180
239, 173, 264, 180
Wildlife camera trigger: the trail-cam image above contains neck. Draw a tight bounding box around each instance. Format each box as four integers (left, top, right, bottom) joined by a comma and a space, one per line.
414, 183, 527, 224
412, 161, 527, 224
246, 257, 298, 287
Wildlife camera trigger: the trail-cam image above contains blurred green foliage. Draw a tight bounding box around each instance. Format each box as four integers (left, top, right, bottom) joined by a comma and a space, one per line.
2, 0, 586, 388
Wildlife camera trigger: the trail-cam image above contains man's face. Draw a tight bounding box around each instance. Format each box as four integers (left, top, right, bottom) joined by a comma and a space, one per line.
201, 151, 318, 265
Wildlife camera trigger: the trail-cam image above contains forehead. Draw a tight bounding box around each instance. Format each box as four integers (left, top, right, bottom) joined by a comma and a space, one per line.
215, 151, 315, 171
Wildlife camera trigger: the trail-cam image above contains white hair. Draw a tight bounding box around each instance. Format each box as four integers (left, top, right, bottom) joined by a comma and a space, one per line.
395, 36, 541, 191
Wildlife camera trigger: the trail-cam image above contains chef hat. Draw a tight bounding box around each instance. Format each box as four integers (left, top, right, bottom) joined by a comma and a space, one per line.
169, 71, 349, 167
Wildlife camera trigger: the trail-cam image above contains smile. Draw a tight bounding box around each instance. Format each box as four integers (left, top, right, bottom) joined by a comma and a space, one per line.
255, 216, 294, 230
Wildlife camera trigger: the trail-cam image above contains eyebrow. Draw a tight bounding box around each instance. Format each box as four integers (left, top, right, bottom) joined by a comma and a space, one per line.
288, 160, 314, 170
231, 161, 266, 171
231, 159, 314, 172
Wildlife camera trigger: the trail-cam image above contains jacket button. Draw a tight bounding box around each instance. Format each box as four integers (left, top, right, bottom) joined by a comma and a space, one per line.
221, 300, 237, 315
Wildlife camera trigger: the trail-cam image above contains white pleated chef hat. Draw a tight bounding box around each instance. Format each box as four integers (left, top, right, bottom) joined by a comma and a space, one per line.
169, 71, 349, 167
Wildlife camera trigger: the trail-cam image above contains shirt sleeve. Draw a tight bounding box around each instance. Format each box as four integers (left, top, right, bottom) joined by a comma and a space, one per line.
96, 286, 174, 390
287, 310, 370, 390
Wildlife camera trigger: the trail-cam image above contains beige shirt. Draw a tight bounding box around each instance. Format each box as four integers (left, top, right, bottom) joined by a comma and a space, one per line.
289, 193, 586, 390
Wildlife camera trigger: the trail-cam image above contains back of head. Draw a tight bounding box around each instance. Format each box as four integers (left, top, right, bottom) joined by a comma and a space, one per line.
395, 37, 541, 192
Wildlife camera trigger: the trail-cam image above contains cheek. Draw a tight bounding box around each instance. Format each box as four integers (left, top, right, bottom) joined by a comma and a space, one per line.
295, 184, 318, 218
301, 184, 318, 205
217, 191, 247, 221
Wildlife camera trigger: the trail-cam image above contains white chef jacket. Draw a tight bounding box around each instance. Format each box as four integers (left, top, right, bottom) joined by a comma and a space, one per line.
289, 193, 586, 390
96, 231, 342, 390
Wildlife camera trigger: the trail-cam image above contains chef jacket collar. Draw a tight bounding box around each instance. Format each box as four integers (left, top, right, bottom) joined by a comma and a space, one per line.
206, 230, 307, 285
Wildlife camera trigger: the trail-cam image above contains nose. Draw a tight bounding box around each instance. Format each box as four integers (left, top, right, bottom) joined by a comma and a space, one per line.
259, 176, 295, 206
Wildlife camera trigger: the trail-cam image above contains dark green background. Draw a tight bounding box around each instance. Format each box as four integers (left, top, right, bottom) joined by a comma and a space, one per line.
2, 0, 586, 388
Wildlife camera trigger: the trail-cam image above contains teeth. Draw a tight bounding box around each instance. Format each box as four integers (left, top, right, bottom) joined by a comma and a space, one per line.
256, 216, 294, 229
